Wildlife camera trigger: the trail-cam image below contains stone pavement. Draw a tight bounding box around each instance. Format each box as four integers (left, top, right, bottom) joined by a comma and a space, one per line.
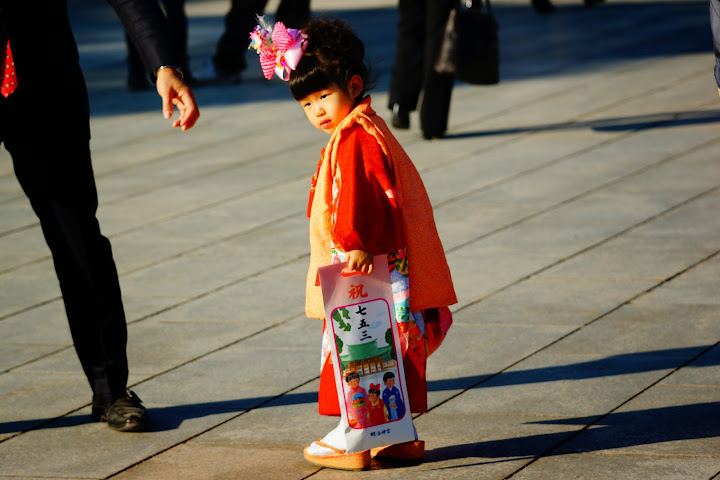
1, 0, 719, 478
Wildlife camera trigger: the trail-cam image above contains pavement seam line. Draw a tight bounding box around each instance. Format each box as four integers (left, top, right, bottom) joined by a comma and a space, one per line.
446, 67, 713, 146
2, 165, 718, 393
2, 171, 718, 438
0, 253, 310, 377
443, 108, 720, 253
4, 126, 717, 327
454, 183, 720, 313
420, 248, 719, 418
0, 177, 309, 277
503, 339, 720, 479
2, 89, 716, 287
102, 375, 321, 479
0, 313, 310, 446
3, 169, 710, 377
2, 57, 707, 240
411, 248, 719, 476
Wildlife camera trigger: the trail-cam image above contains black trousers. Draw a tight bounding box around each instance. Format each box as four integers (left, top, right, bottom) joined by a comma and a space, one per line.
0, 85, 129, 399
389, 0, 455, 137
213, 0, 311, 75
127, 0, 188, 78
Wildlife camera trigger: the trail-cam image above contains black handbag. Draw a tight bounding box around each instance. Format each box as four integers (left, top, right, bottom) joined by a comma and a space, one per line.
434, 0, 499, 85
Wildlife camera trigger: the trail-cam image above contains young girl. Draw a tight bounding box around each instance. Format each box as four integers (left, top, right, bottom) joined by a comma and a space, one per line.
251, 17, 456, 471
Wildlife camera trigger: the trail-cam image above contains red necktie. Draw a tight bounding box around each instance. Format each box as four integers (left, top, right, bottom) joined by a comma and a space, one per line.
2, 38, 17, 98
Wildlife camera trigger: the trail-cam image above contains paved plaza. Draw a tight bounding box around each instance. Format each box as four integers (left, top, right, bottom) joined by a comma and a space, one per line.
1, 0, 719, 478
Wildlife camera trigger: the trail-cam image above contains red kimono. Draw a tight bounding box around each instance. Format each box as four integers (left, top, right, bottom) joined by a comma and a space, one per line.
307, 97, 456, 417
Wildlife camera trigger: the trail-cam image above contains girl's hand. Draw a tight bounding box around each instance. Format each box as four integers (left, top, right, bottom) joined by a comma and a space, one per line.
345, 250, 374, 274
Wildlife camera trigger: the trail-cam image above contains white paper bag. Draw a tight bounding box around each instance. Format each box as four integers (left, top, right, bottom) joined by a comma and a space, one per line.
318, 254, 416, 453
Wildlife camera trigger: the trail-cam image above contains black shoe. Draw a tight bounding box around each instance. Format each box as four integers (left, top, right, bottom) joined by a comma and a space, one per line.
421, 124, 446, 139
92, 390, 149, 432
532, 0, 556, 14
422, 131, 446, 140
391, 104, 410, 129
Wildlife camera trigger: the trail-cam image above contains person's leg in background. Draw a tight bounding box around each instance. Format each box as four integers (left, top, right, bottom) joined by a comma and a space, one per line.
276, 0, 311, 28
419, 0, 455, 139
213, 0, 268, 80
389, 0, 425, 130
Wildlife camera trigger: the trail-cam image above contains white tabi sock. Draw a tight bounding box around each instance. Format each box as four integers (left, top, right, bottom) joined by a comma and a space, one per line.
306, 421, 347, 455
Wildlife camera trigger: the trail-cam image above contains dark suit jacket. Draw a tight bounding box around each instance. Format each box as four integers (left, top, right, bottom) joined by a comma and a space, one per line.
0, 0, 176, 138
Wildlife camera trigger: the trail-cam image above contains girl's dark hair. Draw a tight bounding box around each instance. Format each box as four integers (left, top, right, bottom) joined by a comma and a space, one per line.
289, 18, 375, 101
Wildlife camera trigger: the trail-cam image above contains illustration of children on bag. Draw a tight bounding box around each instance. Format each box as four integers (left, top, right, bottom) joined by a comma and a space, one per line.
382, 372, 405, 420
367, 383, 389, 426
344, 368, 371, 428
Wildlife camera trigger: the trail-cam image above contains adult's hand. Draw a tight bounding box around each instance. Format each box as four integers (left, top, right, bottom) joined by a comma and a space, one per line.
155, 68, 199, 131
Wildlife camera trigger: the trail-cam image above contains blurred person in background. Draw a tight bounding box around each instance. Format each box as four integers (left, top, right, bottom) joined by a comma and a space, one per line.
389, 0, 455, 139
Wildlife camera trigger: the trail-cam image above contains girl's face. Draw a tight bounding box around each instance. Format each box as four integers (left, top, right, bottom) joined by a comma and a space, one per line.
298, 76, 363, 134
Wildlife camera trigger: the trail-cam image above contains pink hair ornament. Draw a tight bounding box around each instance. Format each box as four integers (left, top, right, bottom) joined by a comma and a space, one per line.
249, 16, 308, 81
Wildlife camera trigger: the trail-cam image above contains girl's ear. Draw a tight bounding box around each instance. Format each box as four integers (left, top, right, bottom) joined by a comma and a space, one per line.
347, 75, 364, 100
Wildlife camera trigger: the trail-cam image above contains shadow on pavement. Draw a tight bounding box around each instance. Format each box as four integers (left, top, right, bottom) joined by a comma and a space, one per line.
444, 110, 720, 138
2, 345, 716, 438
424, 401, 720, 467
427, 345, 718, 391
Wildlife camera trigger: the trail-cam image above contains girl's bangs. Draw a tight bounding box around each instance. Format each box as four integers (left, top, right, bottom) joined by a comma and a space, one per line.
289, 58, 335, 100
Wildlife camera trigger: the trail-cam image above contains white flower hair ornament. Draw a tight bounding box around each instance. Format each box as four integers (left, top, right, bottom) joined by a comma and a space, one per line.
249, 17, 308, 81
